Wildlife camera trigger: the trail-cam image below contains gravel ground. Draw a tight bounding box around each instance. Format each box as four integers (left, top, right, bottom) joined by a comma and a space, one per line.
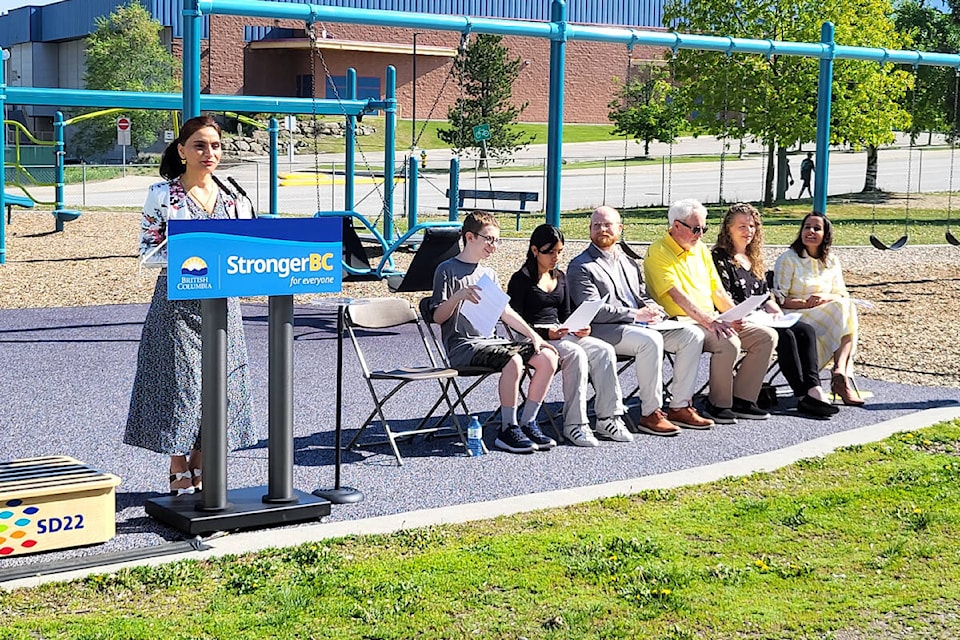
3, 210, 957, 388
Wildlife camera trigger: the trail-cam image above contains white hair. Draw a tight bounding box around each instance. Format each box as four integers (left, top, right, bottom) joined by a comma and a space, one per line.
667, 199, 707, 225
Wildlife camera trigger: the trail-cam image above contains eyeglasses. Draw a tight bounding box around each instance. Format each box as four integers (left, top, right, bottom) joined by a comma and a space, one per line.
676, 219, 708, 236
476, 233, 502, 246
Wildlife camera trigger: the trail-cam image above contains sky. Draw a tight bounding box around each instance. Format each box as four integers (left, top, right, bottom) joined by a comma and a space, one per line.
0, 0, 60, 13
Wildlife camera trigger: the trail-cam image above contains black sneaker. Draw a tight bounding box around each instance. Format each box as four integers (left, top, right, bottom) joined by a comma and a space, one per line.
494, 425, 536, 453
702, 401, 738, 424
732, 397, 770, 420
522, 421, 557, 450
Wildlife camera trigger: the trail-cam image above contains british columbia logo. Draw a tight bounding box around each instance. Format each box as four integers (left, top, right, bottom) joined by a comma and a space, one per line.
177, 256, 212, 291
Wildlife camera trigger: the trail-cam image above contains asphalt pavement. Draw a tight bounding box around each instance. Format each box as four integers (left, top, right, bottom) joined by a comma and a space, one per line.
1, 300, 958, 589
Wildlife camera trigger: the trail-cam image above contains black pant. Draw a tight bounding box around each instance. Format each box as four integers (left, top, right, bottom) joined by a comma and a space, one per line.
775, 321, 821, 397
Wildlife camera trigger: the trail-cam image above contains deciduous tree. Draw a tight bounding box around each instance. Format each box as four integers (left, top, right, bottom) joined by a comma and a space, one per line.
662, 0, 910, 203
72, 3, 178, 159
607, 65, 684, 156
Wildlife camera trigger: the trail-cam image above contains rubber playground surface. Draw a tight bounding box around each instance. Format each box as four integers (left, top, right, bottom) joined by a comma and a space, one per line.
1, 301, 959, 585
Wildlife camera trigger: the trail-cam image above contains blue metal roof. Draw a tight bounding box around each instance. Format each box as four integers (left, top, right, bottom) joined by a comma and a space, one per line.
0, 0, 665, 48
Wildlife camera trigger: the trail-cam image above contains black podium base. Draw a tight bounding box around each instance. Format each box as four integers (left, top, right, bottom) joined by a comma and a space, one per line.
145, 486, 331, 536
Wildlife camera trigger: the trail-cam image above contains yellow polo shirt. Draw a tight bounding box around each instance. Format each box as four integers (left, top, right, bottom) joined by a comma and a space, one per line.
644, 231, 722, 318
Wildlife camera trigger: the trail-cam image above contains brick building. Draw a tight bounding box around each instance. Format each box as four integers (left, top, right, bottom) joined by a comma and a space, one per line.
0, 0, 669, 136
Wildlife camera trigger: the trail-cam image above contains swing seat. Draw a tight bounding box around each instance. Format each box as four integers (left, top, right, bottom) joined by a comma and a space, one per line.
947, 230, 960, 246
869, 234, 908, 251
384, 225, 462, 292
54, 208, 81, 223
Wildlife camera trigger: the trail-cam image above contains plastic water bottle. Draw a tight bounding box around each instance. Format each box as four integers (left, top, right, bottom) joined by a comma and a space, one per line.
467, 416, 484, 457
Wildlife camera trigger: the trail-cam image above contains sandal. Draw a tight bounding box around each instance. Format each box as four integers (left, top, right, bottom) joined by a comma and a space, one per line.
169, 470, 195, 496
190, 467, 202, 493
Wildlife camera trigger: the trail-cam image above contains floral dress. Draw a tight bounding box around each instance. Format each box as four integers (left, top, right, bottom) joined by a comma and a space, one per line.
773, 249, 859, 370
124, 178, 256, 455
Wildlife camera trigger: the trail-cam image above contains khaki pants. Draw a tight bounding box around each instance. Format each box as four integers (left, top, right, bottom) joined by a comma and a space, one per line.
699, 322, 778, 407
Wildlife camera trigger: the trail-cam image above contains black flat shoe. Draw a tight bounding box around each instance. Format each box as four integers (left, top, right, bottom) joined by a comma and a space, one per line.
797, 395, 839, 417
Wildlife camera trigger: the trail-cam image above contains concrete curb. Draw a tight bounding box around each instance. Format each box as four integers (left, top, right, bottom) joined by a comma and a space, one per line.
5, 404, 959, 591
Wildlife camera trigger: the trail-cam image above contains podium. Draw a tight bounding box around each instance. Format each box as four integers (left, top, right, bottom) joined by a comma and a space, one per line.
145, 218, 346, 535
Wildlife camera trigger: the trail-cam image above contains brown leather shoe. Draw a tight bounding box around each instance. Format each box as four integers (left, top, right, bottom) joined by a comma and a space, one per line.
666, 406, 714, 430
636, 409, 681, 437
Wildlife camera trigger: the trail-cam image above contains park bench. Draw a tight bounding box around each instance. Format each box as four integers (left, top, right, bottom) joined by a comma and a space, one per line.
442, 188, 539, 230
4, 192, 35, 224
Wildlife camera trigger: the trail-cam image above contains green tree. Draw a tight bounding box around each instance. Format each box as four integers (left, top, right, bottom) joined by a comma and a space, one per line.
436, 34, 535, 166
895, 1, 960, 141
607, 65, 684, 156
72, 2, 178, 159
663, 0, 910, 204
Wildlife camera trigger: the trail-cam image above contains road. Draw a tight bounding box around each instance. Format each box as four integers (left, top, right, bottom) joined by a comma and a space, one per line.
51, 141, 955, 220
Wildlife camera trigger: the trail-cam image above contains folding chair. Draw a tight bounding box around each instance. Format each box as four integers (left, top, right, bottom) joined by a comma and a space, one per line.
418, 296, 503, 435
344, 297, 470, 465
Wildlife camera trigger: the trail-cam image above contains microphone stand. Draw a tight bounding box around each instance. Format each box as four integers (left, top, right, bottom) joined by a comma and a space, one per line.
313, 303, 363, 504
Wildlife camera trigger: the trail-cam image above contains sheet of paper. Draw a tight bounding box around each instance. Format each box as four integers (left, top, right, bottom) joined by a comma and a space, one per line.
744, 311, 801, 328
716, 293, 769, 322
851, 297, 875, 310
459, 273, 509, 337
559, 295, 607, 331
636, 318, 686, 331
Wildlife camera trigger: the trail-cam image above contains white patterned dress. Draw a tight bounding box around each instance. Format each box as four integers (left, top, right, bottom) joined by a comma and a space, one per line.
124, 178, 256, 455
772, 249, 859, 371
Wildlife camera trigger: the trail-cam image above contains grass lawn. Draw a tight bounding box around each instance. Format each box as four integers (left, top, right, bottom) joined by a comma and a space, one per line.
4, 421, 960, 638
306, 118, 618, 153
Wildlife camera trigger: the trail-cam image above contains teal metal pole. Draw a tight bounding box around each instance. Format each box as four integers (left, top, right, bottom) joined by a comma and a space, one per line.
183, 0, 202, 119
407, 156, 418, 228
545, 0, 567, 227
269, 117, 278, 217
54, 111, 66, 232
345, 68, 356, 210
814, 23, 834, 216
448, 157, 459, 221
0, 49, 6, 264
383, 66, 397, 241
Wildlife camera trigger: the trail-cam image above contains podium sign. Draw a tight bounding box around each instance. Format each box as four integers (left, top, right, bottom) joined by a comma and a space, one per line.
166, 218, 342, 300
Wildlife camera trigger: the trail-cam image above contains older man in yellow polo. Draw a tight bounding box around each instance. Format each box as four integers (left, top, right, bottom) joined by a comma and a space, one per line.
644, 199, 777, 424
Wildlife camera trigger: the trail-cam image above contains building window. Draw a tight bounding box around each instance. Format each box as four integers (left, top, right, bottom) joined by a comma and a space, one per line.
296, 74, 313, 98
325, 75, 381, 100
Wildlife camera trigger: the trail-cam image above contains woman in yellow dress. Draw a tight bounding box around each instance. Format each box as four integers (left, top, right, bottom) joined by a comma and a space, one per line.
773, 213, 864, 406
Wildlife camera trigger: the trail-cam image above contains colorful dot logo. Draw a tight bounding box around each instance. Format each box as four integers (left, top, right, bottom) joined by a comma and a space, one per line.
0, 498, 39, 555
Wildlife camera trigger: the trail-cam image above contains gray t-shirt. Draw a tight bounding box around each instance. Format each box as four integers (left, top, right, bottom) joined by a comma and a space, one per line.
430, 256, 510, 368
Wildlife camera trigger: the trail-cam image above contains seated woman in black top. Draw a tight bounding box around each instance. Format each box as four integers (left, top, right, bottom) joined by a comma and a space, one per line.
712, 203, 838, 418
507, 224, 626, 446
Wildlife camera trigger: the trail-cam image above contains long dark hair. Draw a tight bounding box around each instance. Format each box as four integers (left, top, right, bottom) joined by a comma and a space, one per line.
159, 115, 221, 180
524, 224, 564, 276
789, 212, 833, 264
714, 202, 765, 278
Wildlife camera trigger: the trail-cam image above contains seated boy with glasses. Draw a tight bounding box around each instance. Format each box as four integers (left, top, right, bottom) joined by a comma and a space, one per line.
429, 211, 559, 454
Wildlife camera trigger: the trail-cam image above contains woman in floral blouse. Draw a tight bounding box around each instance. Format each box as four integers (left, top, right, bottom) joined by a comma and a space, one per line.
125, 115, 257, 496
712, 203, 838, 418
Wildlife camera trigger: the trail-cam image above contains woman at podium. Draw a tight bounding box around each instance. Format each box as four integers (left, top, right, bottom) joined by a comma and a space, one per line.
124, 115, 256, 496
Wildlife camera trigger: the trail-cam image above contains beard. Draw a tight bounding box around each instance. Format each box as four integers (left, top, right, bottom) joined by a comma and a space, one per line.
593, 233, 617, 249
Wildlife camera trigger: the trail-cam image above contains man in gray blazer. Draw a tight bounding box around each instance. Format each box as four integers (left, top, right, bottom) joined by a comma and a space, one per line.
567, 205, 714, 435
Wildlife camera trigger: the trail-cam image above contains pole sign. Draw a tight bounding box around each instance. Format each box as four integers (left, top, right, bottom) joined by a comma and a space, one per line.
117, 116, 131, 146
472, 123, 491, 142
166, 217, 342, 300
